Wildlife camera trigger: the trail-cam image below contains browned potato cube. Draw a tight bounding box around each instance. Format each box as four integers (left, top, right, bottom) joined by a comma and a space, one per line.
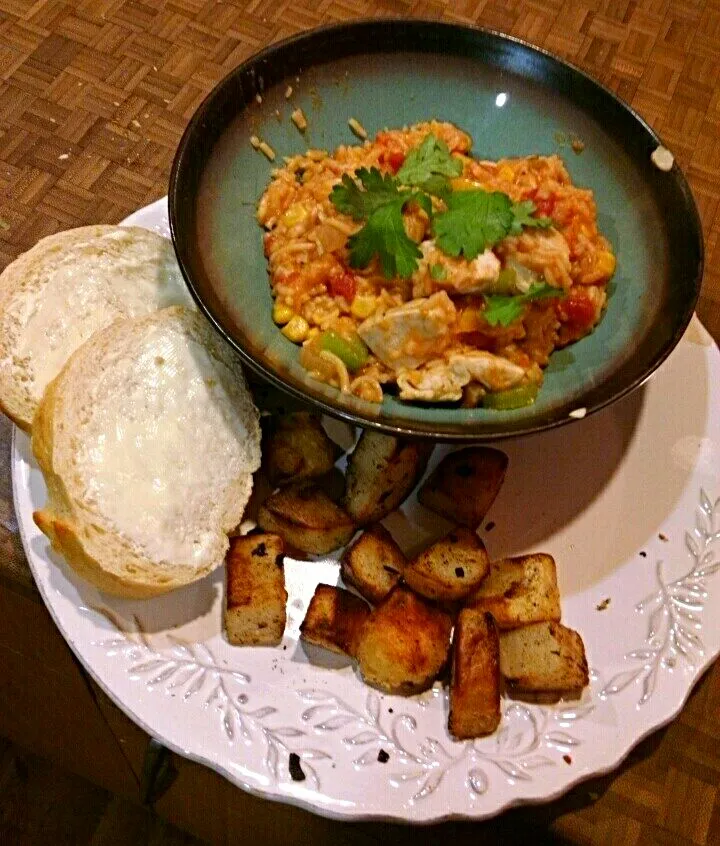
257, 482, 356, 555
343, 431, 433, 525
263, 412, 340, 486
224, 534, 287, 646
340, 524, 407, 604
449, 609, 501, 739
499, 621, 589, 697
466, 553, 561, 629
355, 585, 452, 694
403, 527, 490, 601
418, 447, 508, 528
299, 584, 371, 657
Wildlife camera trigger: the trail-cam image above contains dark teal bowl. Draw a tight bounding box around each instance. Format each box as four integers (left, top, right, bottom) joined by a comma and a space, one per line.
169, 20, 702, 441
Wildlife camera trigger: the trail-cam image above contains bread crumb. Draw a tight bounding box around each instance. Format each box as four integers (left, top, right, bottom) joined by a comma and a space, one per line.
348, 117, 367, 140
595, 597, 611, 611
569, 407, 587, 419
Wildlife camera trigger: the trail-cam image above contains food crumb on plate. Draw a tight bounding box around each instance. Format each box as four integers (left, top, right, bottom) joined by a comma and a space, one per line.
291, 108, 308, 132
288, 753, 306, 781
571, 137, 585, 154
563, 754, 572, 765
250, 135, 276, 161
569, 407, 587, 419
596, 597, 611, 611
377, 749, 390, 763
348, 117, 367, 139
285, 85, 293, 99
659, 532, 668, 541
651, 145, 674, 171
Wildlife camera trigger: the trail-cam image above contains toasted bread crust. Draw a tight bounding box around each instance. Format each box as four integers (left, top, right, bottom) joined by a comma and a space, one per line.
449, 609, 501, 739
300, 584, 370, 657
225, 534, 287, 646
340, 524, 407, 604
355, 585, 452, 694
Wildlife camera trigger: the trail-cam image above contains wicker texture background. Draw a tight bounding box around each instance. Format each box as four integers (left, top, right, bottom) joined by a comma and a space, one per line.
0, 2, 719, 844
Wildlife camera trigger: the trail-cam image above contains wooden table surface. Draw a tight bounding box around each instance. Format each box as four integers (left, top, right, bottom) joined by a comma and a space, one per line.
0, 2, 719, 844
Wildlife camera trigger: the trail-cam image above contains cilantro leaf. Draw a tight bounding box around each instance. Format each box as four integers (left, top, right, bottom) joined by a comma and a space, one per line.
347, 198, 422, 279
434, 190, 515, 260
483, 282, 565, 327
396, 134, 463, 188
509, 200, 552, 234
330, 167, 404, 220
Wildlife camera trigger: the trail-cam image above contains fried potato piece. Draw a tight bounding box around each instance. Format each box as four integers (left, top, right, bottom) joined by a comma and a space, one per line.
355, 585, 452, 694
224, 534, 287, 646
418, 447, 508, 528
300, 584, 371, 657
263, 411, 340, 486
499, 621, 589, 698
403, 527, 490, 601
340, 524, 407, 604
449, 609, 501, 739
257, 482, 356, 554
343, 431, 433, 525
466, 553, 561, 629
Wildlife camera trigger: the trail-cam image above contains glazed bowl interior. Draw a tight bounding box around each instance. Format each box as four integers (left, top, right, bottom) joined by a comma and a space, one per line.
169, 20, 702, 441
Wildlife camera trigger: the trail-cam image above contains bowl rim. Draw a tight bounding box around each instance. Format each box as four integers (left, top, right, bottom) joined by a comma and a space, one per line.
168, 18, 704, 442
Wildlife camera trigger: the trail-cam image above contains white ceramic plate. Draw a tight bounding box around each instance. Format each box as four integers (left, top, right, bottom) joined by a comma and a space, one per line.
11, 198, 720, 823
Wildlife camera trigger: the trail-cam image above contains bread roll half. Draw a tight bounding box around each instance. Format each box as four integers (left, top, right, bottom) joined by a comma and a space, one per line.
32, 307, 261, 598
0, 225, 194, 431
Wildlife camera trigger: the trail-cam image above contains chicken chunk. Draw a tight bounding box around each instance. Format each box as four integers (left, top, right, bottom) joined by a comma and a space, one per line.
397, 351, 526, 402
357, 291, 457, 372
412, 241, 501, 298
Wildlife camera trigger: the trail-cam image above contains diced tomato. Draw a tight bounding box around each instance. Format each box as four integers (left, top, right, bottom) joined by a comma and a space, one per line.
520, 187, 555, 219
534, 195, 556, 218
382, 150, 405, 174
556, 288, 598, 331
328, 271, 357, 303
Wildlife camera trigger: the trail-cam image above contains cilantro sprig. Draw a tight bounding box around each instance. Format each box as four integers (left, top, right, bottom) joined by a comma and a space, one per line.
482, 282, 565, 327
396, 134, 462, 198
328, 133, 552, 279
433, 191, 552, 260
330, 167, 431, 278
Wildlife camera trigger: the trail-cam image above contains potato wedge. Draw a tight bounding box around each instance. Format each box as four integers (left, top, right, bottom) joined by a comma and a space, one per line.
263, 411, 340, 486
355, 585, 452, 694
418, 447, 508, 528
499, 621, 589, 697
466, 553, 561, 629
225, 534, 287, 646
449, 609, 501, 738
403, 527, 490, 601
300, 584, 370, 657
343, 431, 433, 525
257, 482, 356, 555
340, 524, 407, 604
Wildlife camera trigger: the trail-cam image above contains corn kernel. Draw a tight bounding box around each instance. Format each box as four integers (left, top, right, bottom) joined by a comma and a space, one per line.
281, 315, 309, 343
450, 177, 480, 192
350, 294, 377, 319
272, 303, 294, 325
280, 202, 309, 228
596, 250, 616, 278
498, 165, 514, 181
